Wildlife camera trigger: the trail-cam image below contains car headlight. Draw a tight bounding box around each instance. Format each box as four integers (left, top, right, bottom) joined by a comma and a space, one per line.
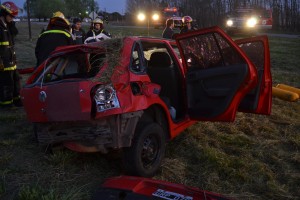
226, 20, 233, 26
152, 14, 159, 21
94, 84, 120, 112
246, 17, 257, 27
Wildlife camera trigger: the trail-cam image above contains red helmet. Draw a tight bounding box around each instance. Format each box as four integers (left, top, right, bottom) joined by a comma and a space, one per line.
1, 1, 18, 17
182, 16, 193, 24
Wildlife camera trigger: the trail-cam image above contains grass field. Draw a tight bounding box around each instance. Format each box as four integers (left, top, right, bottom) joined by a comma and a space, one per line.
0, 22, 299, 200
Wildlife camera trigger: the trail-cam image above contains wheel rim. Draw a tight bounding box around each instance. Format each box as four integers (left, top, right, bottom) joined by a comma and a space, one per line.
141, 134, 159, 169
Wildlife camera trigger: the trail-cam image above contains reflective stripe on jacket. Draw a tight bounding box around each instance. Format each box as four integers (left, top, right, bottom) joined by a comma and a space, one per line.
39, 30, 71, 38
0, 41, 9, 45
3, 64, 17, 71
0, 99, 13, 105
0, 18, 17, 71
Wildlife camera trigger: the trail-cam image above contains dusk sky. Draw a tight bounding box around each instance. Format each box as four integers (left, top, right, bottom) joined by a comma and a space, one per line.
12, 0, 126, 14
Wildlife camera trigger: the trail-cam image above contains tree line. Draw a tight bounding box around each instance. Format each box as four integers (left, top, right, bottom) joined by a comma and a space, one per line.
23, 0, 99, 20
126, 0, 300, 31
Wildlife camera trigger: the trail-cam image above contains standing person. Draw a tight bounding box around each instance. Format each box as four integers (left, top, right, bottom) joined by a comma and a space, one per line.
0, 1, 22, 108
84, 18, 111, 44
162, 18, 174, 39
35, 11, 74, 68
180, 16, 196, 34
71, 18, 85, 44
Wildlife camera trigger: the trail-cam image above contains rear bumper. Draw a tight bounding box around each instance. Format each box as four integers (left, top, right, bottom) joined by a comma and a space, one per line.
35, 111, 143, 152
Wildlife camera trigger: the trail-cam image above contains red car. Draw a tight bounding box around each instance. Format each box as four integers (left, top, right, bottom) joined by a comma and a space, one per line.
92, 176, 231, 200
20, 26, 272, 177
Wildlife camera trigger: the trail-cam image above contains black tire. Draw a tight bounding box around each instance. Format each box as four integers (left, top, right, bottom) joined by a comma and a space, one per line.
122, 122, 166, 177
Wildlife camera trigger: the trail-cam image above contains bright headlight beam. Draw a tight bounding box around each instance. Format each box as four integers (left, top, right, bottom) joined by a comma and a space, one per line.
226, 20, 233, 26
247, 17, 257, 27
137, 13, 146, 21
152, 14, 159, 21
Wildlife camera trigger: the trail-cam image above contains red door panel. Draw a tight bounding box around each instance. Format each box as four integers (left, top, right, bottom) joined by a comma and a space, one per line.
21, 87, 48, 122
235, 35, 272, 115
21, 81, 93, 122
44, 81, 92, 121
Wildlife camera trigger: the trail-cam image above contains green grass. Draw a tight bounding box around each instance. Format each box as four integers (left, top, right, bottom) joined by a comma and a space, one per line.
0, 22, 299, 199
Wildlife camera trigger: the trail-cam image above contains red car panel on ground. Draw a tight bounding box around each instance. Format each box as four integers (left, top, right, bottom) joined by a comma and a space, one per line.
92, 176, 231, 200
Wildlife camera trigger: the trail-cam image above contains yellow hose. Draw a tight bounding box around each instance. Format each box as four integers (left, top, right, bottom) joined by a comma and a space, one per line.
272, 87, 299, 102
276, 84, 300, 96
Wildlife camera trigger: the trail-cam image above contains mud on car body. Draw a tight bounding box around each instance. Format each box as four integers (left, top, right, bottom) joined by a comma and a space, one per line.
21, 26, 272, 177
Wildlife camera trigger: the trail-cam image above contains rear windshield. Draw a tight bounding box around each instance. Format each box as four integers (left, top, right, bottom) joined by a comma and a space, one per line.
33, 38, 123, 84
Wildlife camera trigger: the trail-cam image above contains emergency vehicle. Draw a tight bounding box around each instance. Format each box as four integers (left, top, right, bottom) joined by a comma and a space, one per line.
152, 6, 182, 29
225, 7, 273, 34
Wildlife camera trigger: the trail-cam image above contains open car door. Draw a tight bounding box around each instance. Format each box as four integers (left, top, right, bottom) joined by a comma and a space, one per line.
235, 36, 272, 115
176, 26, 260, 122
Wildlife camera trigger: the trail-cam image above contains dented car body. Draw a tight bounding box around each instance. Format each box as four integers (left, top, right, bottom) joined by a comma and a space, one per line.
21, 26, 272, 177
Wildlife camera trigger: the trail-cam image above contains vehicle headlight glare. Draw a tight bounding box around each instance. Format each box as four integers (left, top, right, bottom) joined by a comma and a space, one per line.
152, 14, 159, 21
137, 13, 145, 21
247, 18, 257, 27
226, 20, 233, 26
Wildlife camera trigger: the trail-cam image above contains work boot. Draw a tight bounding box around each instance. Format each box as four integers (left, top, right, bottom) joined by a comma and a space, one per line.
0, 103, 14, 111
13, 98, 23, 107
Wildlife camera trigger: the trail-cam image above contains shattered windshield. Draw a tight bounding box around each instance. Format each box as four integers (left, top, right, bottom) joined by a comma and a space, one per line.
34, 38, 123, 84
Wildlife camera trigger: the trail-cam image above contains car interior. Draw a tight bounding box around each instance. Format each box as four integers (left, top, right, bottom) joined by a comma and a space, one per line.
139, 41, 185, 121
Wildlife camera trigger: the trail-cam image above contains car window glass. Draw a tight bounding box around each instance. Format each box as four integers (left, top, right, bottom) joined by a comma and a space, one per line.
179, 32, 245, 69
88, 53, 106, 77
238, 41, 264, 70
36, 53, 90, 83
215, 33, 245, 66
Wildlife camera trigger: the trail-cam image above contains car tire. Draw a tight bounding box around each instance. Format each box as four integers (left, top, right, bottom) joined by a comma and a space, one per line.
122, 122, 166, 177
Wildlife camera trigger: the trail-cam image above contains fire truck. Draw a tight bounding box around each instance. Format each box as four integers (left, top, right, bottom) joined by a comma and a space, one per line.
152, 6, 182, 29
225, 7, 273, 35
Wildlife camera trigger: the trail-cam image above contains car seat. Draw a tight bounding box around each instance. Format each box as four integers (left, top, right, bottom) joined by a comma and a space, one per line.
147, 51, 181, 118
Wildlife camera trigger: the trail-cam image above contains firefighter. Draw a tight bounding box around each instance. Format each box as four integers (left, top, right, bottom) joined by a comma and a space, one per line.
0, 1, 22, 108
84, 18, 111, 44
35, 11, 74, 68
180, 16, 196, 34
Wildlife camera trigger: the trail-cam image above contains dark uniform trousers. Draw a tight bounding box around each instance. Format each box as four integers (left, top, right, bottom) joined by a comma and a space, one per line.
0, 70, 20, 105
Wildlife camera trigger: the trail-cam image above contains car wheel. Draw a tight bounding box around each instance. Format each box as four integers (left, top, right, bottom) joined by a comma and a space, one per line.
122, 122, 166, 177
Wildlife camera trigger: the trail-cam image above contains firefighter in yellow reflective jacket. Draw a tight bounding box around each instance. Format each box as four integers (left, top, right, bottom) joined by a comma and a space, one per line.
35, 11, 74, 67
0, 1, 22, 108
84, 18, 111, 44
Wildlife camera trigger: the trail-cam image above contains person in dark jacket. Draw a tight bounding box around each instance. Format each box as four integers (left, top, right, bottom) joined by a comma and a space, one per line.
84, 18, 111, 43
162, 18, 174, 39
71, 18, 85, 44
35, 11, 74, 68
0, 1, 22, 108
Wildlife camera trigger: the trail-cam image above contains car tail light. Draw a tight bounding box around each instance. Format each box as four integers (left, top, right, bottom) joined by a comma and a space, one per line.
93, 84, 120, 112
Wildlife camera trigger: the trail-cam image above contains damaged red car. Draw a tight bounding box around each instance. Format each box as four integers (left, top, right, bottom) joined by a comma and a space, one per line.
20, 26, 272, 177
